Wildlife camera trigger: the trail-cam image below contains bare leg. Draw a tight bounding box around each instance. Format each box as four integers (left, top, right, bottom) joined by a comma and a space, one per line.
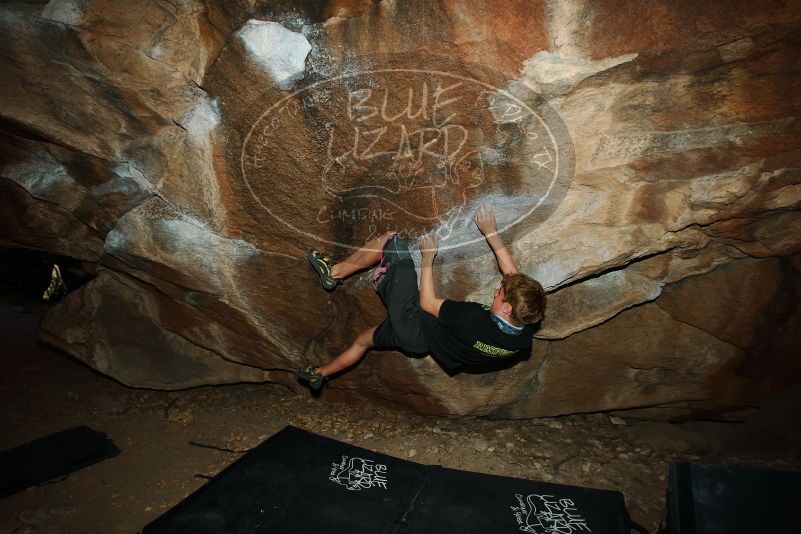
330, 231, 396, 279
317, 326, 377, 377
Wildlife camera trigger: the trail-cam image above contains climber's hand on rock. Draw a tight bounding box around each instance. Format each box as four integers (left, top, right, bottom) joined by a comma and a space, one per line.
420, 235, 438, 265
475, 203, 497, 236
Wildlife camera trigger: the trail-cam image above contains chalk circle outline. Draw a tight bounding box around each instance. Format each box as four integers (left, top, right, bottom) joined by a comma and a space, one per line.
240, 67, 572, 252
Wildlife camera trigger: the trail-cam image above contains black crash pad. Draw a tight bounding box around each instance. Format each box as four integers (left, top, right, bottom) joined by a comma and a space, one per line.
669, 462, 801, 534
144, 425, 633, 533
0, 426, 120, 499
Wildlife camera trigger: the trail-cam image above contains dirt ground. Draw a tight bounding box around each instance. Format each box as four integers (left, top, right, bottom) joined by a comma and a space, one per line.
1, 297, 800, 534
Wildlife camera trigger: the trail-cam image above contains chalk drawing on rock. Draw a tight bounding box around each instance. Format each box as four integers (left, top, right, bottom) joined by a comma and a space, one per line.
239, 57, 574, 257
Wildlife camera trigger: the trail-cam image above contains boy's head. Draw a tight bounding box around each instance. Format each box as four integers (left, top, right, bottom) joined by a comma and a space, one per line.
491, 273, 545, 326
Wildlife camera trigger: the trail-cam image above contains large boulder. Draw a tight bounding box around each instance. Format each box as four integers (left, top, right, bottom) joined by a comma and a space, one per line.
2, 0, 800, 418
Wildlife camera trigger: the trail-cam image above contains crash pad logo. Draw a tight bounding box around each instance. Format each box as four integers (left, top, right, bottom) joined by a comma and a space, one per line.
510, 494, 591, 533
239, 57, 574, 256
329, 455, 388, 491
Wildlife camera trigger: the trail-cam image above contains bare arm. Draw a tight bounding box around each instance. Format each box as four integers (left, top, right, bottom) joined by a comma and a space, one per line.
474, 204, 518, 275
419, 235, 445, 317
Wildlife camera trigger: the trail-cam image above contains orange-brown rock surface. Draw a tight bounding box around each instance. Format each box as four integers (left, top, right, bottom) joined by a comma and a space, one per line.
1, 0, 800, 419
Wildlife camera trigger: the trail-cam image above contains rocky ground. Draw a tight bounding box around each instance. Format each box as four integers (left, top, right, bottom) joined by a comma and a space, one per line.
1, 296, 800, 534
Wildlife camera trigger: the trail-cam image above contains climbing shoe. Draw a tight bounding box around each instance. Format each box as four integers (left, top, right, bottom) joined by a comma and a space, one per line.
307, 249, 341, 291
298, 366, 326, 391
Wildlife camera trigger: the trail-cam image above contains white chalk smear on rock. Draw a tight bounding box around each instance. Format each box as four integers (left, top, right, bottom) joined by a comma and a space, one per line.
237, 20, 311, 90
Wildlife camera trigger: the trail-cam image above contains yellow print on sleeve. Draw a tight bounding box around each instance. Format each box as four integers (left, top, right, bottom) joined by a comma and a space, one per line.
472, 340, 518, 357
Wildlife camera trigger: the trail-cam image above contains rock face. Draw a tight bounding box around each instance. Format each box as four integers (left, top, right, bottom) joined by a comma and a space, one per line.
1, 0, 800, 419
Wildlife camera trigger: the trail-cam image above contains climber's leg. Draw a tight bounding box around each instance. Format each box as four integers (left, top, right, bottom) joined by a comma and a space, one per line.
330, 231, 396, 279
306, 325, 378, 382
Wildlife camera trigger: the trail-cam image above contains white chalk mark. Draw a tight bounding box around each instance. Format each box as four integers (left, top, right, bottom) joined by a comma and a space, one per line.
237, 20, 311, 90
41, 0, 85, 27
521, 51, 638, 95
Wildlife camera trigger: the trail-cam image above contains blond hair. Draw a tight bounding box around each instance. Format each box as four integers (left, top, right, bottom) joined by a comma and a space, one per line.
501, 273, 545, 326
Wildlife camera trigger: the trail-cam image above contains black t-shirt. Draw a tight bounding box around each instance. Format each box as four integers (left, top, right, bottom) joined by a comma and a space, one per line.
419, 299, 535, 372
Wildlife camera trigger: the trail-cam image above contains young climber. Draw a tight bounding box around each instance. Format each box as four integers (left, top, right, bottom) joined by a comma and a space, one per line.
299, 204, 545, 390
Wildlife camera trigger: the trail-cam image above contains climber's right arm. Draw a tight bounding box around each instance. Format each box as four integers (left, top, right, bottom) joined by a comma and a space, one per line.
474, 204, 518, 276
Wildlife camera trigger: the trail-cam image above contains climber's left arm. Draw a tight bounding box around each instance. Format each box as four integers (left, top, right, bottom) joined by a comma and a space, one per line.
419, 235, 444, 317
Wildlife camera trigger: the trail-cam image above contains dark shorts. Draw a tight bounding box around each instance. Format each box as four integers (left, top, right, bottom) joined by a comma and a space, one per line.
372, 236, 429, 354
